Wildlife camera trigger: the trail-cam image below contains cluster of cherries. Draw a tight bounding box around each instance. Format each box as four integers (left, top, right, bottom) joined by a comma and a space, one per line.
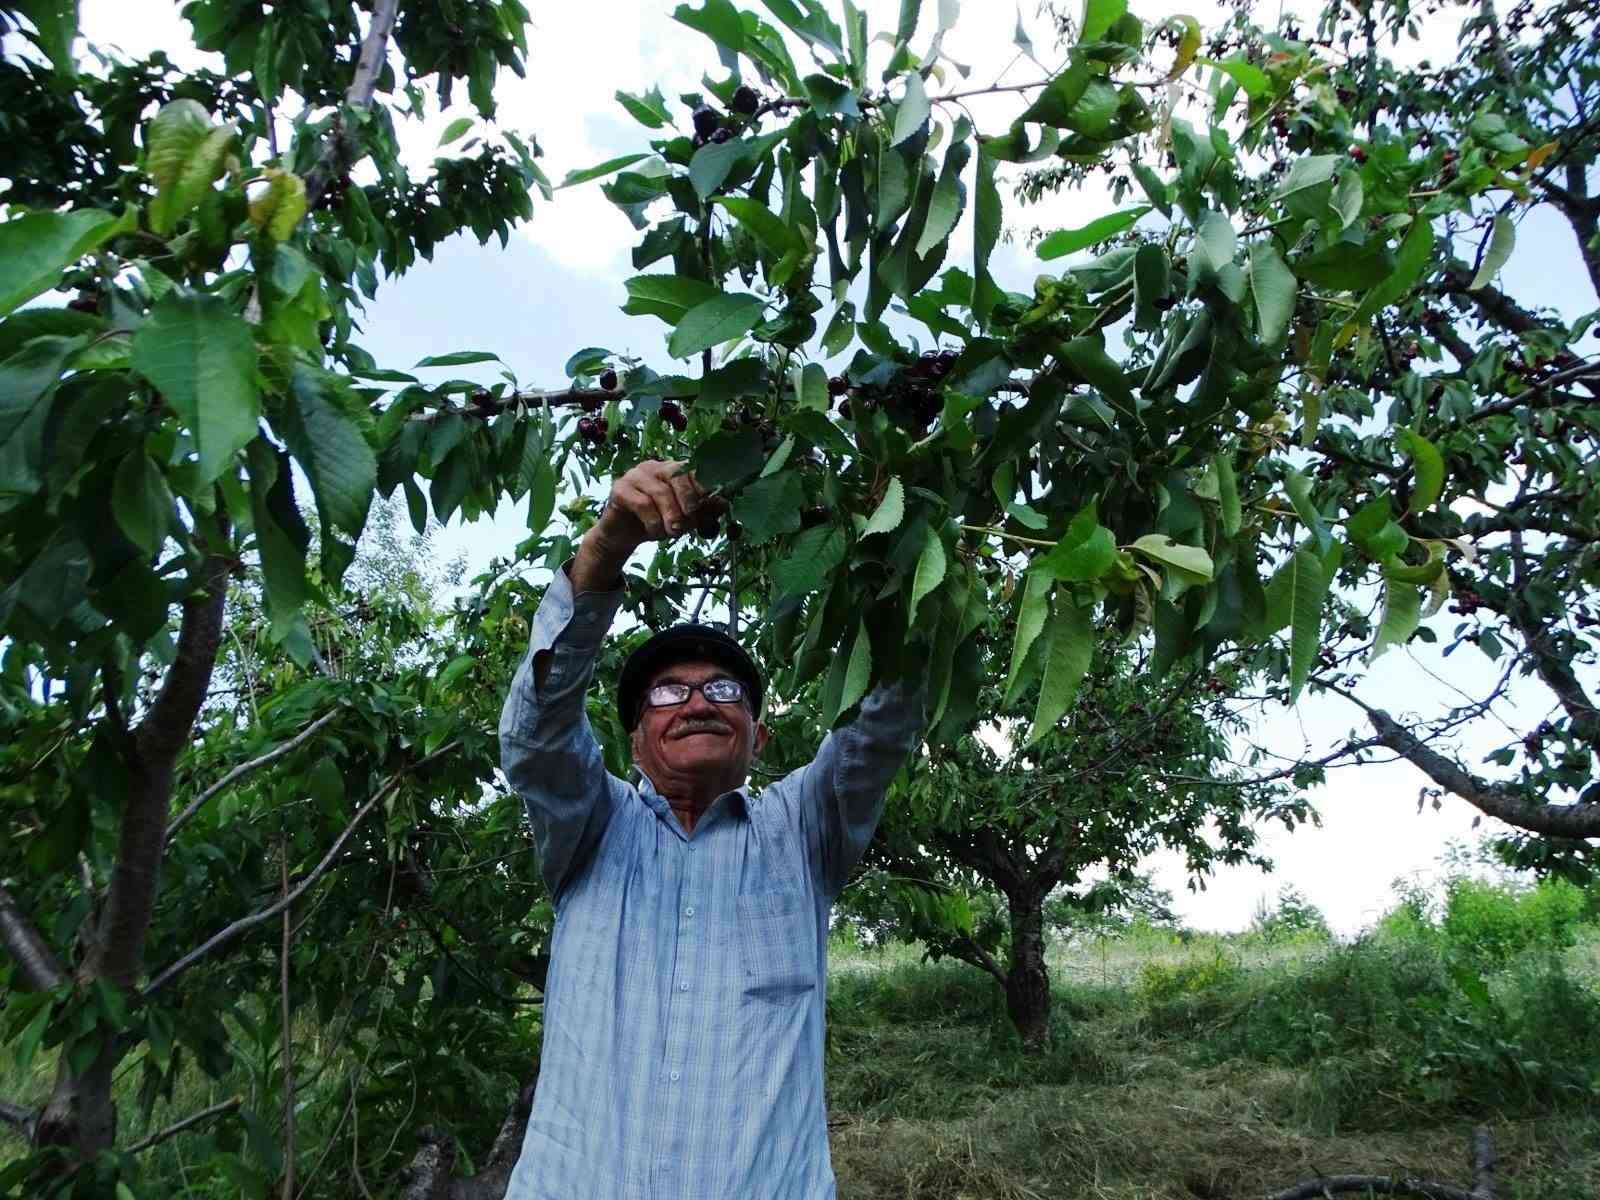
575, 369, 618, 445
832, 349, 959, 436
690, 86, 762, 149
1449, 587, 1489, 616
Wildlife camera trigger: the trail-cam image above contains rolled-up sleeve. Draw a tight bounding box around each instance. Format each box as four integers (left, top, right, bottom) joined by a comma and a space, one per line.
794, 678, 926, 899
499, 566, 628, 901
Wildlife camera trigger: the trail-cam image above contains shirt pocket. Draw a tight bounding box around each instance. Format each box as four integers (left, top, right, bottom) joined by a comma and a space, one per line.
735, 889, 816, 1001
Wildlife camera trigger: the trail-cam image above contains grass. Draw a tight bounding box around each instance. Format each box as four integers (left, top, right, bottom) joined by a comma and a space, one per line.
7, 896, 1599, 1198
823, 925, 1600, 1199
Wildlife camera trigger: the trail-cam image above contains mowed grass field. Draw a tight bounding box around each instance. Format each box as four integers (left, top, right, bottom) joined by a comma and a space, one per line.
822, 920, 1600, 1200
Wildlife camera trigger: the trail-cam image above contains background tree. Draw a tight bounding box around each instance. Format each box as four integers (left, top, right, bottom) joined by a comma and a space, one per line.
840, 652, 1310, 1043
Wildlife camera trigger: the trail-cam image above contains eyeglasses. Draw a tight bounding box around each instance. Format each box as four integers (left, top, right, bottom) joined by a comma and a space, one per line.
643, 676, 748, 711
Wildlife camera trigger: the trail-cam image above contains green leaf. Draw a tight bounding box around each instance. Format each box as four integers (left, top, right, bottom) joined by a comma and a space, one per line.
891, 72, 931, 147
773, 525, 847, 595
438, 116, 474, 146
1037, 206, 1149, 260
1371, 578, 1421, 661
1339, 217, 1435, 344
862, 476, 905, 537
146, 101, 234, 235
972, 145, 1002, 329
111, 451, 173, 556
0, 335, 83, 498
246, 440, 311, 647
1264, 544, 1335, 702
278, 366, 376, 536
1248, 240, 1296, 346
916, 121, 972, 258
668, 293, 767, 358
616, 87, 673, 129
414, 350, 501, 368
1282, 467, 1330, 552
1193, 210, 1237, 276
732, 470, 805, 543
837, 619, 874, 719
1216, 454, 1241, 537
0, 208, 131, 318
1034, 503, 1116, 582
1468, 213, 1515, 291
1200, 55, 1268, 98
1026, 601, 1094, 745
910, 527, 947, 627
527, 457, 557, 536
1397, 427, 1445, 513
673, 0, 746, 52
130, 291, 260, 484
895, 0, 920, 45
799, 363, 829, 411
690, 139, 748, 200
623, 274, 720, 324
1079, 0, 1128, 43
1275, 154, 1340, 200
1130, 534, 1213, 583
1004, 570, 1052, 705
713, 196, 800, 258
558, 152, 652, 189
693, 428, 765, 489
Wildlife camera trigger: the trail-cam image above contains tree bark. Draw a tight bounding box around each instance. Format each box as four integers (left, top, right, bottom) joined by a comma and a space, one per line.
398, 1080, 535, 1200
34, 551, 231, 1161
1003, 888, 1051, 1045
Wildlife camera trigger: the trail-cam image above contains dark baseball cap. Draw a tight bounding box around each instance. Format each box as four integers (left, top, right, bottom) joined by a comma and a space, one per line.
617, 623, 765, 732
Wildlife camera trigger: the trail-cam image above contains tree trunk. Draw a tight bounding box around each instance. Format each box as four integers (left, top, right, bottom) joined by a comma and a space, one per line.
398, 1080, 535, 1200
1004, 889, 1051, 1045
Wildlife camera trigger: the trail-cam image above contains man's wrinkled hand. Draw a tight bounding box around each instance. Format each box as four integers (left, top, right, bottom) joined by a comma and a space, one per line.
599, 459, 721, 547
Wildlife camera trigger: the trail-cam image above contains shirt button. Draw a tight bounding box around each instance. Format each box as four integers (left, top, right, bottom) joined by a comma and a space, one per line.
684, 906, 695, 917
679, 981, 689, 992
669, 1070, 680, 1082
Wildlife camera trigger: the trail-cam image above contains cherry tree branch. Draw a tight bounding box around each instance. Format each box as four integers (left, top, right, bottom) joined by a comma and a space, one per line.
1267, 1176, 1475, 1200
143, 741, 459, 998
124, 1095, 242, 1155
305, 0, 401, 207
165, 708, 342, 846
0, 882, 67, 991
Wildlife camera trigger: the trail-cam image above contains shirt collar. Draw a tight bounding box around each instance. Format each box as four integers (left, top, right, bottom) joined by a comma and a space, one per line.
635, 772, 751, 827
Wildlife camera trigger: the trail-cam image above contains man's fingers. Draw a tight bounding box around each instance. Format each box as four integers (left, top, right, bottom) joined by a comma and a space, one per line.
636, 474, 691, 538
611, 481, 664, 539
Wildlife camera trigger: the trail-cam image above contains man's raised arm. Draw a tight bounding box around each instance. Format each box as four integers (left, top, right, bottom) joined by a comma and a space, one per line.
795, 677, 927, 900
499, 460, 718, 899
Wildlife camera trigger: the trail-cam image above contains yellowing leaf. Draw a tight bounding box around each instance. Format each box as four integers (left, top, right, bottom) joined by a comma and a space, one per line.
248, 169, 308, 243
1165, 15, 1201, 81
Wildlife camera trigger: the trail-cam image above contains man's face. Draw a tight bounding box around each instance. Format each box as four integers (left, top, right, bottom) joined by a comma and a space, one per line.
629, 659, 768, 792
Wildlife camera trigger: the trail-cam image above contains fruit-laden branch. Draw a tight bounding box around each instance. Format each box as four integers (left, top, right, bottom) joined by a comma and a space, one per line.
164, 707, 342, 845
305, 0, 401, 208
0, 883, 67, 992
0, 1100, 37, 1142
142, 741, 459, 999
123, 1096, 242, 1156
1363, 706, 1600, 838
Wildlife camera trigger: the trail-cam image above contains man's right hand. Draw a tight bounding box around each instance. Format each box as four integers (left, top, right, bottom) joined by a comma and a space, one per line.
569, 460, 719, 593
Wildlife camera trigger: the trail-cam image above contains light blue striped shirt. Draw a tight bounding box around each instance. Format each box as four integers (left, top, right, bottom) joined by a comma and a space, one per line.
498, 568, 923, 1200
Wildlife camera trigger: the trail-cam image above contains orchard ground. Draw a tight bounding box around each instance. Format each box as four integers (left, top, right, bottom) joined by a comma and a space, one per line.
5, 875, 1596, 1197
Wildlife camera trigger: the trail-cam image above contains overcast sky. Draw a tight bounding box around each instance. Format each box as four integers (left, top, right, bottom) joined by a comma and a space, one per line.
70, 0, 1598, 932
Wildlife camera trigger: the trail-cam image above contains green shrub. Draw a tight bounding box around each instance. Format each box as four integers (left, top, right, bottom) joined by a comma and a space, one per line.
1249, 885, 1333, 944
1441, 877, 1587, 965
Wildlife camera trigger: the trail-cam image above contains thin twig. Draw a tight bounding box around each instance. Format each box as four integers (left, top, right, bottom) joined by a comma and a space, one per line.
125, 1096, 243, 1155
144, 742, 458, 997
166, 709, 341, 845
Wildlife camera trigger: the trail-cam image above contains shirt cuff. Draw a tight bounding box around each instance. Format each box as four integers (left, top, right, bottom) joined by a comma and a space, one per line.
530, 559, 625, 654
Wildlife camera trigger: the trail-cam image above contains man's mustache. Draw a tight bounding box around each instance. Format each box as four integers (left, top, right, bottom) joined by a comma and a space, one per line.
670, 716, 733, 739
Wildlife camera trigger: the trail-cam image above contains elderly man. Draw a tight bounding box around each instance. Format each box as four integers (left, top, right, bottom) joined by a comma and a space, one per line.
498, 459, 924, 1200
